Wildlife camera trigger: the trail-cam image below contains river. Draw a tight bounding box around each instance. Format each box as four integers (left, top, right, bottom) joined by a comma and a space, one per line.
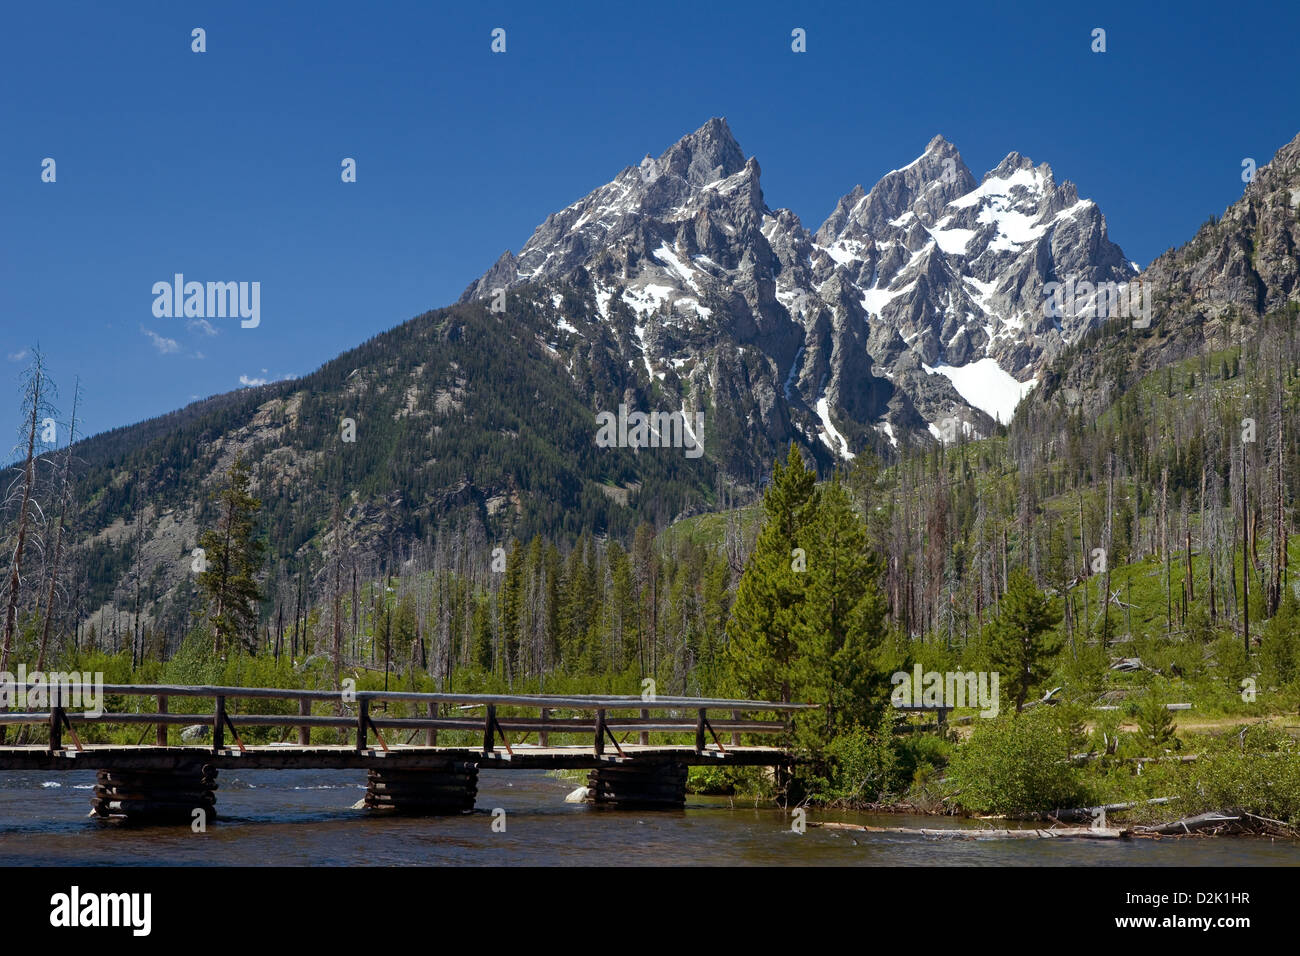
1, 769, 1295, 865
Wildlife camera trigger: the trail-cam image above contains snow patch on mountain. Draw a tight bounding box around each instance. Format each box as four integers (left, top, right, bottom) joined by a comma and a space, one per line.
815, 395, 856, 460
923, 358, 1035, 424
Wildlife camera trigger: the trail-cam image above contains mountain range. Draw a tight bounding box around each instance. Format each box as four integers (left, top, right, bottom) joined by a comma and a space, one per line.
19, 119, 1300, 637
462, 117, 1138, 464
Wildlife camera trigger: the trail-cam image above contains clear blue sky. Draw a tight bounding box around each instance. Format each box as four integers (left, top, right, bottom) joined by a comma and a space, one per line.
3, 0, 1298, 444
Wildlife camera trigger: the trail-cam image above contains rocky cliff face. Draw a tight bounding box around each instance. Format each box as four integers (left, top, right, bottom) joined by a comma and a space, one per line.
1038, 130, 1300, 415
463, 118, 1138, 461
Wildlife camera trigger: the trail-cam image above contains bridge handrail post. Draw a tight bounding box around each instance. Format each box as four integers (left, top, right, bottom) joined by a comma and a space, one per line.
156, 695, 168, 747
594, 708, 606, 756
482, 704, 496, 755
731, 709, 741, 748
539, 707, 549, 748
426, 701, 437, 747
695, 708, 706, 755
639, 708, 649, 747
213, 695, 225, 753
298, 697, 311, 746
356, 698, 368, 752
49, 706, 64, 753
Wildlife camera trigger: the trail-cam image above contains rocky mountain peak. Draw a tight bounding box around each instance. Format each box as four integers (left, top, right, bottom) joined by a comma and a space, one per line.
657, 116, 747, 186
815, 136, 977, 243
460, 123, 1139, 464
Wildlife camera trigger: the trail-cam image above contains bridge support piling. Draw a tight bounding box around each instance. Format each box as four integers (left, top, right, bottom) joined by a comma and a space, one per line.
90, 764, 218, 824
364, 760, 478, 815
587, 759, 688, 810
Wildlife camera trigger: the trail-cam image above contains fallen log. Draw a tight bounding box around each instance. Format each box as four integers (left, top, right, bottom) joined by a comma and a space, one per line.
1047, 797, 1174, 825
1132, 812, 1240, 836
811, 821, 1126, 839
1093, 703, 1191, 711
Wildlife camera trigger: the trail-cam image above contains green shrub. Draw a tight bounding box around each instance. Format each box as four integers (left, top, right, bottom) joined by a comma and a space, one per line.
945, 709, 1088, 815
823, 726, 899, 803
688, 765, 776, 800
1212, 633, 1251, 685
1176, 725, 1300, 824
1259, 592, 1300, 688
894, 732, 953, 779
1058, 642, 1109, 695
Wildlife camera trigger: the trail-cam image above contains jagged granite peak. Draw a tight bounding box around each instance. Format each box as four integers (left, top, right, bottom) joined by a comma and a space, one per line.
656, 115, 748, 186
815, 134, 977, 243
459, 123, 1138, 464
459, 117, 762, 302
803, 136, 1136, 444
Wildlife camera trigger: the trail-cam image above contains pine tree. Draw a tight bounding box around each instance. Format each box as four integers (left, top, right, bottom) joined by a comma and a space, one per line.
631, 522, 657, 677
986, 569, 1061, 713
1136, 692, 1178, 752
608, 542, 638, 671
791, 477, 890, 751
724, 443, 818, 702
498, 538, 523, 685
197, 455, 265, 656
471, 594, 493, 670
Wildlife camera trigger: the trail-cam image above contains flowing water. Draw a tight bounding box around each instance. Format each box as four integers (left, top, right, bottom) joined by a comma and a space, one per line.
1, 769, 1296, 866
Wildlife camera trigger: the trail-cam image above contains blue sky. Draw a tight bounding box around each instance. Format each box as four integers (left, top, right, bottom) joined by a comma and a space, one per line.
3, 0, 1298, 445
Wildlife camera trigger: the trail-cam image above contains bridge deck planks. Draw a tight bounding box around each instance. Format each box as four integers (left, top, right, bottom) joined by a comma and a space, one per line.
0, 743, 790, 772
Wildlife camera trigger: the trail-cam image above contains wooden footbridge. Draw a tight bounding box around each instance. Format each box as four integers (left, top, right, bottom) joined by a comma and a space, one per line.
0, 684, 813, 822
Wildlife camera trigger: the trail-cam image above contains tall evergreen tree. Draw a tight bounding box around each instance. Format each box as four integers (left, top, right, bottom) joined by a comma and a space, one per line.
791, 477, 890, 750
724, 443, 818, 702
197, 455, 265, 656
498, 538, 524, 685
987, 569, 1061, 713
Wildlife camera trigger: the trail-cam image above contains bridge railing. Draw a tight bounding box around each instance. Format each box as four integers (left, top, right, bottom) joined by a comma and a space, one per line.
0, 684, 816, 757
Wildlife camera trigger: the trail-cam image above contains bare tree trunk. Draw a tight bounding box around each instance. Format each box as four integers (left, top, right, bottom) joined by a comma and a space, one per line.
38, 381, 79, 670
2, 352, 48, 673
1161, 467, 1170, 635
131, 477, 144, 669
1242, 442, 1250, 656
292, 573, 303, 659
1103, 454, 1114, 646
1279, 403, 1289, 613
332, 500, 343, 689
1, 352, 50, 745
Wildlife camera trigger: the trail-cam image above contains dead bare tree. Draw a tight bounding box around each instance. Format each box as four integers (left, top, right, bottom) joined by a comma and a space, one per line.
1, 349, 55, 744
37, 379, 80, 670
2, 348, 55, 673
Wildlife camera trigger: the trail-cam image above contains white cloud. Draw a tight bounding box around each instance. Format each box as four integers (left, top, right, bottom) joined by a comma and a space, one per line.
239, 374, 268, 387
141, 326, 181, 354
6, 349, 27, 362
187, 319, 219, 336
